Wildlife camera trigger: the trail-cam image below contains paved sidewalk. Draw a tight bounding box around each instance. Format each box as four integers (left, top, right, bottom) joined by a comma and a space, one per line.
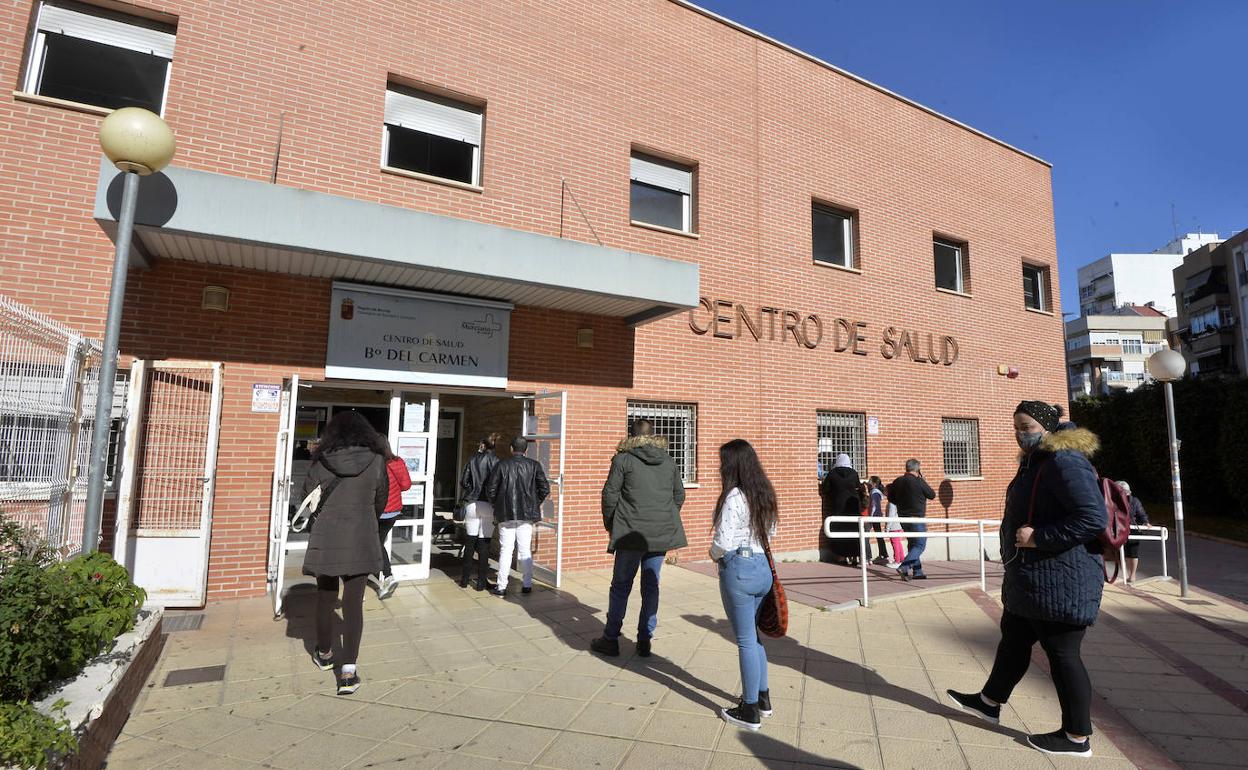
105, 567, 1246, 769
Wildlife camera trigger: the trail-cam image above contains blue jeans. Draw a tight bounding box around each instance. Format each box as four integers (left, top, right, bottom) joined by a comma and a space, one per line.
603, 550, 665, 641
718, 551, 772, 705
900, 521, 927, 575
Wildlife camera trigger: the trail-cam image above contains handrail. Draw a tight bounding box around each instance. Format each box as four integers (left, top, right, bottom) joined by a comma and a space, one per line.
820, 516, 1170, 607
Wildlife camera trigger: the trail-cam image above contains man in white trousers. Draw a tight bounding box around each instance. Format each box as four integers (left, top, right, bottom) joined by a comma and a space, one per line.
482, 435, 550, 596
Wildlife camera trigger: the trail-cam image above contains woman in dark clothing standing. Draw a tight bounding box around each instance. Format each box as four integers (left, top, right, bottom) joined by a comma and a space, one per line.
302, 411, 388, 695
948, 401, 1107, 758
1116, 481, 1150, 583
819, 454, 861, 565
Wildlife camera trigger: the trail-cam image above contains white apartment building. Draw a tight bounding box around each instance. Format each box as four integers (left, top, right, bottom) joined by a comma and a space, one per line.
1066, 307, 1170, 400
1077, 233, 1222, 317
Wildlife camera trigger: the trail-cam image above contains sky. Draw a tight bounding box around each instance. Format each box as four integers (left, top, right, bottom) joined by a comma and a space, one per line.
695, 0, 1248, 317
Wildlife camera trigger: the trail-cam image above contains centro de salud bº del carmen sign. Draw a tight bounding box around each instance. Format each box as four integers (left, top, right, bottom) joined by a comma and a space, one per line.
688, 297, 959, 366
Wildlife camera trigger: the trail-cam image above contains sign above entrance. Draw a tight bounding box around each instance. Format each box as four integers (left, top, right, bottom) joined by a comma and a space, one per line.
326, 283, 512, 388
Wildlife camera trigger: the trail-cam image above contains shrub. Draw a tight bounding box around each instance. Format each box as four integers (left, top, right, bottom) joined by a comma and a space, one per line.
0, 700, 77, 770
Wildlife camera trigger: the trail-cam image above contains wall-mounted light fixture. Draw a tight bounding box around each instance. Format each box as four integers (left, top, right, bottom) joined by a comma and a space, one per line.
577, 328, 594, 349
202, 285, 230, 311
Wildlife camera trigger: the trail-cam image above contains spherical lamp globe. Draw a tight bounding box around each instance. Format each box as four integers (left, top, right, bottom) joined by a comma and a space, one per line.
98, 108, 175, 176
1147, 348, 1187, 383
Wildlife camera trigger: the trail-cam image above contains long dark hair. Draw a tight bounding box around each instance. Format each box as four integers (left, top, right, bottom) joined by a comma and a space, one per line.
713, 439, 779, 546
314, 410, 388, 460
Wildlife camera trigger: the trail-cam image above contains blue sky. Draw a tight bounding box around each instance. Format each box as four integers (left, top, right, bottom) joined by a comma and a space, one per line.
696, 0, 1248, 316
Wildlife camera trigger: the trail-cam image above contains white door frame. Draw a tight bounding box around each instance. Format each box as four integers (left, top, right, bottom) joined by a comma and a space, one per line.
388, 391, 438, 581
522, 391, 567, 587
268, 375, 299, 617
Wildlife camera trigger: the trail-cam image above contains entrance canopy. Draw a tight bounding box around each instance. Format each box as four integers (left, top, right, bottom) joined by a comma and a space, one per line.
91, 159, 699, 325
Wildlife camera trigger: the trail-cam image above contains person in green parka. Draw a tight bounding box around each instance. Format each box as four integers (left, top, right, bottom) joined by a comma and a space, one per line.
590, 418, 687, 658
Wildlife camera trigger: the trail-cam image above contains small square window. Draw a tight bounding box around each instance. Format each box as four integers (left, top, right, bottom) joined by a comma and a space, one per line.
383, 85, 483, 186
24, 1, 176, 113
934, 237, 969, 293
630, 153, 694, 233
812, 204, 856, 268
626, 401, 697, 483
1023, 263, 1050, 311
942, 418, 981, 478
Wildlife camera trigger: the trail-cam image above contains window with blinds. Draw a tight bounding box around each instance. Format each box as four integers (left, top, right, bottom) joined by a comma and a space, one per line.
626, 401, 697, 484
942, 418, 981, 478
817, 411, 867, 477
24, 1, 176, 113
630, 153, 694, 232
383, 85, 483, 185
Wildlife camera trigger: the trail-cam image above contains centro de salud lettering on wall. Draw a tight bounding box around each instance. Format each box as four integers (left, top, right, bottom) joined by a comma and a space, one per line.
688, 297, 960, 365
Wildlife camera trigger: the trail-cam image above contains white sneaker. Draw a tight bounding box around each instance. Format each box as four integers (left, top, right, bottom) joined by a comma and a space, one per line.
885, 562, 900, 569
378, 575, 398, 600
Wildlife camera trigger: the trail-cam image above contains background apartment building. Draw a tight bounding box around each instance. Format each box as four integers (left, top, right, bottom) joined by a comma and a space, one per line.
1077, 233, 1222, 317
1170, 229, 1248, 377
1065, 307, 1168, 399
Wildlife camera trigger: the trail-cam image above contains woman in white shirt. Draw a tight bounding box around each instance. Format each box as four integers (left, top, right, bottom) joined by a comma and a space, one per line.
711, 439, 779, 731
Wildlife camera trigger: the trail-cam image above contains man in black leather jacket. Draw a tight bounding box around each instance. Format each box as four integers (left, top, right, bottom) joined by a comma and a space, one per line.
482, 436, 551, 596
458, 435, 501, 591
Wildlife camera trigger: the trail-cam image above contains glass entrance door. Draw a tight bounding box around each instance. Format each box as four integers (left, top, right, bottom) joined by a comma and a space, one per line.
387, 392, 437, 581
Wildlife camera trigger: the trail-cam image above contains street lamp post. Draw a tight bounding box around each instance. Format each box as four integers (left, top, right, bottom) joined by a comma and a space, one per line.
82, 108, 175, 553
1146, 348, 1189, 597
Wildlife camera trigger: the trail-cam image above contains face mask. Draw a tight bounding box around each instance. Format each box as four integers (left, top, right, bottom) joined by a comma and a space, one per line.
1016, 430, 1043, 451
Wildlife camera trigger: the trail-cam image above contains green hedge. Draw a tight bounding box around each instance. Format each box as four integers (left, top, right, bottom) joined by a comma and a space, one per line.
1071, 377, 1248, 517
0, 514, 147, 769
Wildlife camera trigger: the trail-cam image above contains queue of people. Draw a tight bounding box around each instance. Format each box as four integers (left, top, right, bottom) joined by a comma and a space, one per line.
299, 399, 1116, 758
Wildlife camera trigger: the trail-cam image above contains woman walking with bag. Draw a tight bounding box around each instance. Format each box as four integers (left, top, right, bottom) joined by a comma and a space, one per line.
948, 401, 1107, 757
302, 411, 389, 695
711, 439, 779, 731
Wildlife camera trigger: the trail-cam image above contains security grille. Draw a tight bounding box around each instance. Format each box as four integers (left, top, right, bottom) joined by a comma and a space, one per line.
133, 367, 215, 531
626, 401, 697, 483
942, 418, 981, 478
817, 411, 867, 474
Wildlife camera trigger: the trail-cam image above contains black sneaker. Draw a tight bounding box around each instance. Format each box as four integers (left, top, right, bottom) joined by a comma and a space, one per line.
336, 673, 361, 695
458, 576, 470, 588
1026, 730, 1091, 757
757, 689, 773, 717
312, 649, 334, 672
637, 638, 651, 657
488, 585, 507, 597
897, 567, 912, 582
521, 585, 532, 595
590, 636, 620, 657
947, 690, 1000, 725
913, 573, 928, 580
720, 700, 761, 730
473, 580, 486, 592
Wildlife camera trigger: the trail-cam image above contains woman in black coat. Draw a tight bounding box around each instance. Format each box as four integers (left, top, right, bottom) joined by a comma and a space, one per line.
301, 410, 388, 696
948, 401, 1107, 758
819, 453, 862, 565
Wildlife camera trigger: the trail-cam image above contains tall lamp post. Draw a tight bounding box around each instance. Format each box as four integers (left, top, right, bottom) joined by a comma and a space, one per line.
82, 108, 176, 553
1146, 348, 1189, 597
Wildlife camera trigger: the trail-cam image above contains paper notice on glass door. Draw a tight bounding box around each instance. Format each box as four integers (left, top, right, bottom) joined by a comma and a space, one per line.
404, 402, 425, 432
396, 436, 427, 477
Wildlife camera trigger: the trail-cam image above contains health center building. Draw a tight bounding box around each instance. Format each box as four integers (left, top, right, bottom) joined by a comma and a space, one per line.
0, 0, 1066, 607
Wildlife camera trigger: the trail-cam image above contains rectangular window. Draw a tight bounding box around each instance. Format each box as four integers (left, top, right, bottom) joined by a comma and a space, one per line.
383, 85, 483, 185
630, 153, 694, 232
24, 1, 176, 113
1023, 264, 1049, 311
816, 411, 867, 477
625, 401, 697, 484
942, 418, 981, 478
812, 203, 855, 268
934, 237, 969, 293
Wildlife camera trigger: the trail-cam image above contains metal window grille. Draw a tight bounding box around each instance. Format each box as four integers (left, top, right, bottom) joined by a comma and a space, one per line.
942, 418, 981, 478
0, 295, 102, 557
817, 411, 867, 475
626, 401, 697, 483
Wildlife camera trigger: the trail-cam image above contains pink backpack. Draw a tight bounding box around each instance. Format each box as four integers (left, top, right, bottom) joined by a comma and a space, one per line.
1026, 466, 1133, 583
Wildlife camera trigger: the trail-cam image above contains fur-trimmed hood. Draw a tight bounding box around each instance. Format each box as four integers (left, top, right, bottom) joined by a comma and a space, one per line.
1035, 426, 1100, 458
616, 434, 670, 466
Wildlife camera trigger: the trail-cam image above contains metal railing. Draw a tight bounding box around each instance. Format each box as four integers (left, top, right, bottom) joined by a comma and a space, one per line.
822, 515, 1171, 607
0, 295, 102, 557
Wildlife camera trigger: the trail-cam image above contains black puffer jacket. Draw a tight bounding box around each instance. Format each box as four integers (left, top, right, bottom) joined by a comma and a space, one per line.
483, 453, 551, 523
301, 447, 388, 577
460, 449, 500, 504
1001, 425, 1107, 627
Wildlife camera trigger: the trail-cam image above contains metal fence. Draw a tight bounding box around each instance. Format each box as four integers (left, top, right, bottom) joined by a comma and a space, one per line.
0, 295, 103, 557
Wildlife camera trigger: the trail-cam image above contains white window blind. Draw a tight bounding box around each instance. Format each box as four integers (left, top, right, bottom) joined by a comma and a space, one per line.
38, 2, 175, 58
384, 89, 482, 146
630, 155, 692, 195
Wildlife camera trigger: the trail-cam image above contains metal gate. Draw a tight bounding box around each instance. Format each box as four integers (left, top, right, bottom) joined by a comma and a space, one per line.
522, 391, 566, 587
114, 360, 223, 607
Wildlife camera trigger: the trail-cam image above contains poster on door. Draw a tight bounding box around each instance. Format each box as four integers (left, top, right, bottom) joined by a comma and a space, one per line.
396, 436, 428, 478
326, 282, 511, 388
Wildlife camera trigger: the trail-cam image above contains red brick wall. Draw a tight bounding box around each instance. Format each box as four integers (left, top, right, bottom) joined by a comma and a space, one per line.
0, 0, 1064, 600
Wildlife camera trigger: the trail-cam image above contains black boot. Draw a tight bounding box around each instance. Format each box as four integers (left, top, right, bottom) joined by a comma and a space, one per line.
757, 689, 773, 717
475, 537, 490, 589
720, 700, 761, 730
459, 542, 472, 588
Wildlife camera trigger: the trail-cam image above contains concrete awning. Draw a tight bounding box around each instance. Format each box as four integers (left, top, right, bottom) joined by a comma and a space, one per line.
92, 159, 699, 325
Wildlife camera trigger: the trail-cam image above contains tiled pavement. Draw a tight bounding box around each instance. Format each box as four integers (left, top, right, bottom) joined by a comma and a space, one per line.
106, 565, 1248, 769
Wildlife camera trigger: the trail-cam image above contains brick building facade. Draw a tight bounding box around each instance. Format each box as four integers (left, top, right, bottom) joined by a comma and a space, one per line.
0, 0, 1065, 603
